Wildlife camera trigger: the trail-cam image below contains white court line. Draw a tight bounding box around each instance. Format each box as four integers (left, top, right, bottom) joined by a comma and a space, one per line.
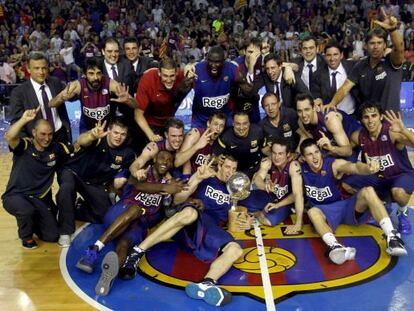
59, 223, 112, 311
253, 219, 276, 311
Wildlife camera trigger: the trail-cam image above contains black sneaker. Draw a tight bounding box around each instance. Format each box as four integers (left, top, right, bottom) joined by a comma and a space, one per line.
386, 230, 408, 256
22, 239, 38, 249
118, 249, 144, 280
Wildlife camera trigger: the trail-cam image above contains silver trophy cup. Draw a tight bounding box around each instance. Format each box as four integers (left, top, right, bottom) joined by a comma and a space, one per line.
226, 172, 251, 210
226, 172, 251, 232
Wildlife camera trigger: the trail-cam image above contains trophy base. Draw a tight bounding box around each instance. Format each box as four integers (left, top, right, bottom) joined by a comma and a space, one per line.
228, 206, 248, 232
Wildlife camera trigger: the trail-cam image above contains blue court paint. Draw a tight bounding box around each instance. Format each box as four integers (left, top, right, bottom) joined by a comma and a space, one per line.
61, 205, 414, 311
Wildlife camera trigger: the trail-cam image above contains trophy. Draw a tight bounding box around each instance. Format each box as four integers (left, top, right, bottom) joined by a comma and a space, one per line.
226, 172, 251, 232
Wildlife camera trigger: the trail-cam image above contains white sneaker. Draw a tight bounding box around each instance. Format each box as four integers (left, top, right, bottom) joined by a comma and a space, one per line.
328, 244, 356, 265
386, 230, 408, 256
58, 234, 71, 248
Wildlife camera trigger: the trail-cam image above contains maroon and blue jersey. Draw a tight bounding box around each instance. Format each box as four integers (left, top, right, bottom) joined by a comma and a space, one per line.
269, 161, 292, 201
79, 76, 111, 132
302, 157, 345, 205
192, 61, 239, 128
190, 128, 213, 174
359, 123, 414, 177
194, 176, 231, 226
122, 166, 166, 218
304, 109, 361, 142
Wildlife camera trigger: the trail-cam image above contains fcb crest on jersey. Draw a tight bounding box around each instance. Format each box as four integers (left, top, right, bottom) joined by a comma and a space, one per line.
115, 156, 123, 164
251, 140, 258, 148
283, 123, 291, 131
138, 220, 395, 303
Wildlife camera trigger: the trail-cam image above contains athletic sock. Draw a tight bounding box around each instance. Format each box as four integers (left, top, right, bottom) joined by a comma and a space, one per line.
132, 245, 146, 254
322, 232, 338, 247
379, 217, 394, 236
94, 240, 105, 251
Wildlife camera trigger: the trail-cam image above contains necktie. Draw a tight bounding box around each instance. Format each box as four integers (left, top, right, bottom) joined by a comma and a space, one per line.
274, 81, 280, 100
111, 65, 118, 80
40, 85, 55, 131
307, 63, 313, 90
331, 71, 338, 93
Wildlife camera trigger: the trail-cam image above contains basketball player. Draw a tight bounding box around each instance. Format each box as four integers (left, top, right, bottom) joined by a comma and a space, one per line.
76, 151, 186, 295
346, 102, 414, 234
296, 93, 360, 158
300, 139, 407, 265
49, 57, 137, 133
174, 112, 226, 173
245, 139, 304, 234
117, 156, 251, 307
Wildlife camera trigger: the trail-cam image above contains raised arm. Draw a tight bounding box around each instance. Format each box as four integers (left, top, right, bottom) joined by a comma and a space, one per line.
49, 81, 81, 108
129, 142, 159, 178
175, 128, 213, 167
384, 110, 414, 148
109, 79, 137, 109
4, 107, 40, 149
374, 7, 404, 67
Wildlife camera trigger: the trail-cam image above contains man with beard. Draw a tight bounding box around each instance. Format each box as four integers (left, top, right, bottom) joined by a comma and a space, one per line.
190, 45, 250, 128
75, 151, 186, 296
174, 112, 226, 173
49, 57, 137, 133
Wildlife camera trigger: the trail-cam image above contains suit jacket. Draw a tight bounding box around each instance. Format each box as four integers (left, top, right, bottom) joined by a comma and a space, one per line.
293, 54, 326, 92
253, 68, 310, 109
311, 60, 358, 105
9, 76, 72, 142
129, 56, 158, 94
102, 58, 136, 122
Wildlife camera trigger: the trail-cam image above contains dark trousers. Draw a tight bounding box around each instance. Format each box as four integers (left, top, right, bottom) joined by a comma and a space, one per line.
2, 192, 59, 241
56, 169, 112, 234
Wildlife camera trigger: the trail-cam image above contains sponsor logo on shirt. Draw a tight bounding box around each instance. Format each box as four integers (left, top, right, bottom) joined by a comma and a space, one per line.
305, 185, 333, 202
375, 71, 387, 81
366, 154, 394, 171
83, 105, 110, 120
202, 94, 230, 109
205, 185, 230, 205
134, 193, 163, 206
273, 184, 289, 200
194, 153, 208, 166
283, 130, 292, 138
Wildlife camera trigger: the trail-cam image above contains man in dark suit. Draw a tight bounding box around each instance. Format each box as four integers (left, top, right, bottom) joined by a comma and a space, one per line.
254, 53, 309, 110
9, 51, 72, 144
101, 37, 141, 153
123, 37, 158, 96
311, 41, 357, 115
293, 35, 326, 93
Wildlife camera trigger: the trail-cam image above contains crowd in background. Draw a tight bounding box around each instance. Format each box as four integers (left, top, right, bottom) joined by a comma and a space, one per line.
1, 0, 414, 85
